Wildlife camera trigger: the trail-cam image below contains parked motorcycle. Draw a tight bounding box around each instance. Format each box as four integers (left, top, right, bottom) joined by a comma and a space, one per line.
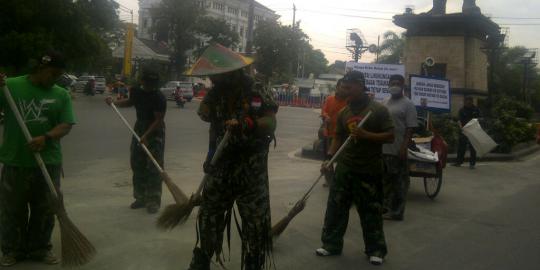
174, 87, 186, 108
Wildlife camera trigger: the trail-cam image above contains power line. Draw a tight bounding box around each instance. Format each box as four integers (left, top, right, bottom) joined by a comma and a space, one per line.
298, 9, 393, 21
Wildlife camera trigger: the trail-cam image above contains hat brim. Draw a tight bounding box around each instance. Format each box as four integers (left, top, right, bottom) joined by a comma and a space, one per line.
185, 43, 254, 76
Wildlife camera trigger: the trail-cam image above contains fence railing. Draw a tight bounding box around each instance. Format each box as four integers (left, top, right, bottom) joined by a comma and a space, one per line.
274, 93, 329, 109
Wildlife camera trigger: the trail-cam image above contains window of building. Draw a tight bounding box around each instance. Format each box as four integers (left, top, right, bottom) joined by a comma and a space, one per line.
213, 2, 225, 11
240, 26, 244, 37
143, 18, 148, 29
232, 25, 237, 32
241, 10, 248, 17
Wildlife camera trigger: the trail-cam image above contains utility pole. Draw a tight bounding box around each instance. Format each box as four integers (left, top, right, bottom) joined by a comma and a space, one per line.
376, 35, 380, 63
245, 0, 255, 54
293, 4, 296, 29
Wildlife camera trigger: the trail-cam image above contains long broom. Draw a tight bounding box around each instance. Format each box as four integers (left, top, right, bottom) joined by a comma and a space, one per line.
109, 103, 189, 205
157, 130, 231, 230
271, 111, 373, 238
2, 85, 96, 267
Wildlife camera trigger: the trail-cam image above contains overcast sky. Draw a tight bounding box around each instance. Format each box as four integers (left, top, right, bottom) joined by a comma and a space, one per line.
119, 0, 540, 63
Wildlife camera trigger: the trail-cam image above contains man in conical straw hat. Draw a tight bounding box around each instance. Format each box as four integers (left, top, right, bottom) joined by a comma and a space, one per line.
187, 43, 278, 270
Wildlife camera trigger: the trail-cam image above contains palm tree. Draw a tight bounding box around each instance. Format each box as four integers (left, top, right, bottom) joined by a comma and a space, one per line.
377, 31, 405, 64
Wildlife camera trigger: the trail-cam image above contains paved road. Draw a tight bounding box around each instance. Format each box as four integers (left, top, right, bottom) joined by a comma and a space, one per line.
2, 94, 540, 270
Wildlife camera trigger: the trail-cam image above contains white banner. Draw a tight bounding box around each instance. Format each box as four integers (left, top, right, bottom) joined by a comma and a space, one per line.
345, 62, 405, 101
410, 76, 451, 112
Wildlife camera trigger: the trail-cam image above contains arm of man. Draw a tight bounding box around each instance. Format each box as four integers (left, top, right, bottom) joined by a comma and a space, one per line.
352, 108, 395, 144
140, 111, 165, 145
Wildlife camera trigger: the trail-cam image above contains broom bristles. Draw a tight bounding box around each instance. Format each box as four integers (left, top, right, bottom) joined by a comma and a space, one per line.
156, 200, 196, 230
161, 172, 189, 205
56, 210, 96, 267
271, 200, 306, 238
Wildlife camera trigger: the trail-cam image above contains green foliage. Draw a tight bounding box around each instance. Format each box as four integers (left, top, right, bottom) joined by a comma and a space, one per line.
152, 0, 239, 72
0, 0, 120, 74
377, 31, 405, 64
484, 97, 536, 152
253, 20, 328, 84
431, 114, 459, 152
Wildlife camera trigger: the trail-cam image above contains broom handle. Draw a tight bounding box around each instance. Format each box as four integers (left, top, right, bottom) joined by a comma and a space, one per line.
300, 111, 373, 201
110, 103, 164, 174
194, 130, 231, 196
2, 86, 59, 199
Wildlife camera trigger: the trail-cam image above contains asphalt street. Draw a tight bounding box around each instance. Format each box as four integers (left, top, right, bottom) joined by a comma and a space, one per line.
1, 93, 539, 270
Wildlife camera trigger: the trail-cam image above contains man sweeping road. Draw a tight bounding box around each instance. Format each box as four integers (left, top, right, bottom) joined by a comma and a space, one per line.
105, 67, 167, 214
317, 71, 394, 266
187, 44, 278, 270
0, 51, 75, 266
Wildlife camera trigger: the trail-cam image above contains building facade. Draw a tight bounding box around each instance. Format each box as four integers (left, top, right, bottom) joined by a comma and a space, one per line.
138, 0, 278, 52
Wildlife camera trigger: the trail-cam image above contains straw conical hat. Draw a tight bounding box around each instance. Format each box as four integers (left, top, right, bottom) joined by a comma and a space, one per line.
185, 43, 254, 76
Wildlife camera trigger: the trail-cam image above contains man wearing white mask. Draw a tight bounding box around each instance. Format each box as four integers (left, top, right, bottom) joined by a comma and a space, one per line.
382, 75, 418, 221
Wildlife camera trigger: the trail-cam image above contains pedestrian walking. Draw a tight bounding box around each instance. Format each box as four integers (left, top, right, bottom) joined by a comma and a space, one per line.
320, 79, 348, 186
187, 44, 278, 270
453, 96, 481, 169
105, 66, 166, 214
0, 51, 75, 266
316, 71, 394, 266
382, 75, 418, 221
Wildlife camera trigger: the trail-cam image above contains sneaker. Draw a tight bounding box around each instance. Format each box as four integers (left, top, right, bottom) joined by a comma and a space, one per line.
315, 248, 340, 257
41, 251, 60, 265
146, 202, 160, 214
0, 254, 17, 267
469, 164, 476, 169
130, 200, 146, 209
382, 212, 403, 221
369, 256, 383, 265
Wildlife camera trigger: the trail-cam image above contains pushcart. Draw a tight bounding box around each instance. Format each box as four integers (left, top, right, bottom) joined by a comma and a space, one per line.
409, 135, 448, 200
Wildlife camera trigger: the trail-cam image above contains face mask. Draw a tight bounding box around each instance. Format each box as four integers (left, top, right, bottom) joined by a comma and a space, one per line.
389, 86, 403, 96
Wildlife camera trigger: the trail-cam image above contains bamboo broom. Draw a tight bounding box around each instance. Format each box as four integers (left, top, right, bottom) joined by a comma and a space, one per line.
157, 130, 231, 230
271, 111, 373, 238
2, 85, 96, 267
109, 103, 189, 205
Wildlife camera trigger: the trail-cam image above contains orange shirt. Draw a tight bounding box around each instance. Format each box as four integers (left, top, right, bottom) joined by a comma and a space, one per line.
321, 95, 348, 137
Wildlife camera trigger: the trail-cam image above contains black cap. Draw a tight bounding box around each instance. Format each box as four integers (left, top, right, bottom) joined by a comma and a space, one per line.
389, 74, 405, 84
141, 65, 160, 82
342, 71, 365, 84
40, 50, 66, 69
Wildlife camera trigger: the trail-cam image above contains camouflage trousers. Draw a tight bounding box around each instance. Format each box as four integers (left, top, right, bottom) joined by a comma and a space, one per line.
382, 155, 410, 217
0, 165, 61, 257
321, 163, 387, 257
190, 152, 273, 270
130, 124, 165, 205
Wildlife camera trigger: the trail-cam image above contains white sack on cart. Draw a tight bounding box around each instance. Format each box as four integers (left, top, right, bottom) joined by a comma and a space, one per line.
408, 145, 439, 163
462, 118, 498, 157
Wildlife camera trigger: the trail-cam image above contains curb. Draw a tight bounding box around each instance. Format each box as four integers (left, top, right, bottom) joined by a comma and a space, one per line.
300, 143, 540, 162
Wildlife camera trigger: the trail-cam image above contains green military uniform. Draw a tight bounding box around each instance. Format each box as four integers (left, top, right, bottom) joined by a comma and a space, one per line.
0, 76, 75, 259
190, 75, 277, 270
321, 96, 393, 258
129, 86, 166, 207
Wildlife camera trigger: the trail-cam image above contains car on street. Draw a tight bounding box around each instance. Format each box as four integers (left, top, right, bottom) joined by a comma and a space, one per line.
160, 81, 194, 101
73, 75, 106, 94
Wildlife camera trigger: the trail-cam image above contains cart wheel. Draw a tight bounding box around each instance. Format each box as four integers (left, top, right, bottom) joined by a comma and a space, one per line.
423, 171, 442, 200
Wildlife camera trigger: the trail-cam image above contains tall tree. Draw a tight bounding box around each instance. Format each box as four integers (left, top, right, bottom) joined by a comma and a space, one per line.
377, 31, 405, 64
194, 17, 239, 56
0, 0, 120, 74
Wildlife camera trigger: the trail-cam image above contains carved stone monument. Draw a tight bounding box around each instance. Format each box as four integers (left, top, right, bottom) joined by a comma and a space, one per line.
394, 1, 500, 114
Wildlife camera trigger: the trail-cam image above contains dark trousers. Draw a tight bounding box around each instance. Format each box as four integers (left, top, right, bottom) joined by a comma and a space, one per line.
456, 134, 476, 166
383, 155, 410, 217
130, 135, 164, 205
0, 165, 60, 257
321, 164, 387, 257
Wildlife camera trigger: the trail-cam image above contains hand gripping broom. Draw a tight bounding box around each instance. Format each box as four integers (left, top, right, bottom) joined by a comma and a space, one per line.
271, 111, 373, 238
2, 85, 96, 267
157, 130, 231, 230
109, 103, 189, 205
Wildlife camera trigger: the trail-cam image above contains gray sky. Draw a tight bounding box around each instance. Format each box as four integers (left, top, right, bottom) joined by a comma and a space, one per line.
119, 0, 540, 63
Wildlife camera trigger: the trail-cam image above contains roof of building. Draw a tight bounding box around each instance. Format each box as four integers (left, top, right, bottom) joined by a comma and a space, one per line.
112, 37, 170, 62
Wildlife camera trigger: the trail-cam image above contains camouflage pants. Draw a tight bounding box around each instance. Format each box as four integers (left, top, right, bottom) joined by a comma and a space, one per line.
0, 165, 60, 257
382, 155, 410, 217
190, 152, 272, 270
130, 123, 165, 205
321, 163, 387, 257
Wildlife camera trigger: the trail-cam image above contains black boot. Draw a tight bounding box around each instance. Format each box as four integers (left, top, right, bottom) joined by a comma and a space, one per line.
188, 247, 210, 270
463, 0, 481, 14
427, 0, 447, 15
